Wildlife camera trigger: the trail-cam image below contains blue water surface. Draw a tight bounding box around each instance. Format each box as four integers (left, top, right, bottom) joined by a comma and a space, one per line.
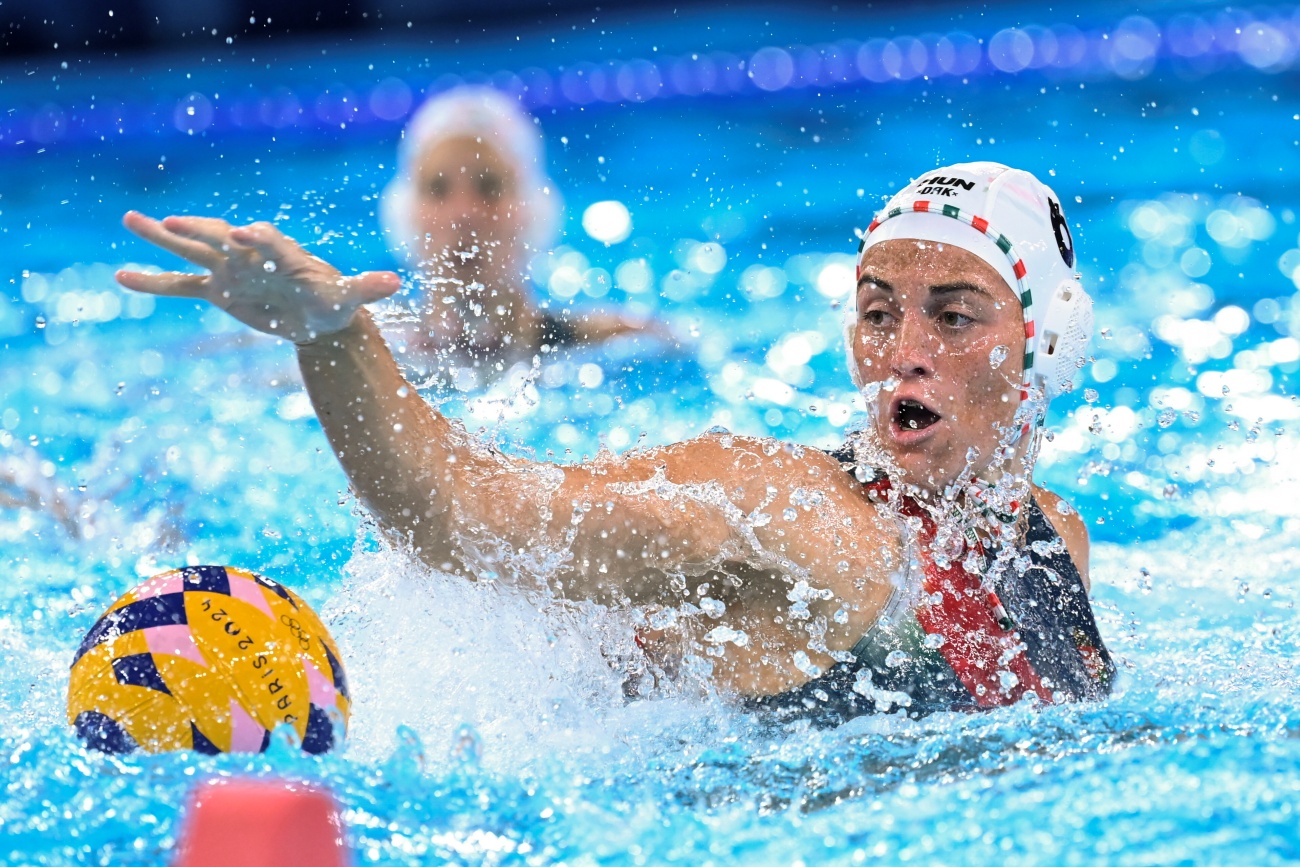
2, 3, 1299, 864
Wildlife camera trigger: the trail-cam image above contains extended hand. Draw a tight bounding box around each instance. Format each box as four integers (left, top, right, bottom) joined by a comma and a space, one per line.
115, 213, 400, 343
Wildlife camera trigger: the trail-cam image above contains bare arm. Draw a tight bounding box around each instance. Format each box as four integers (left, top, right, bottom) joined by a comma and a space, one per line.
114, 215, 790, 592
297, 312, 893, 612
117, 214, 900, 693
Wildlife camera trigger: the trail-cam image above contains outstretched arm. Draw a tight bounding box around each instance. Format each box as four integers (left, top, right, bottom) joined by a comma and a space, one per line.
113, 216, 761, 594
115, 215, 898, 666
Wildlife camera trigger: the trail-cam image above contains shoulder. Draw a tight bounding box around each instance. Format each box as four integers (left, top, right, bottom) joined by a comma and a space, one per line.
655, 433, 852, 491
599, 433, 874, 526
1031, 484, 1091, 591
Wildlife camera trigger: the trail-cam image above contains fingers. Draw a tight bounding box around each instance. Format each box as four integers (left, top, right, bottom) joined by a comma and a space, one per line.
122, 211, 224, 270
346, 271, 403, 304
228, 221, 301, 263
160, 215, 237, 251
121, 213, 396, 310
115, 269, 209, 299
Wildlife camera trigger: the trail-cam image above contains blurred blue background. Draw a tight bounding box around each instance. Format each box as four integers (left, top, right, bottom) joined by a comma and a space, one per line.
4, 4, 1300, 866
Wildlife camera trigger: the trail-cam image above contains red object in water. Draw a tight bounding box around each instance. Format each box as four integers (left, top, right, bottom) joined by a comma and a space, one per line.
172, 779, 350, 867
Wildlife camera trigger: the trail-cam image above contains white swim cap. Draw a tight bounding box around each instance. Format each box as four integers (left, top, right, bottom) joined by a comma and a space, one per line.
848, 161, 1092, 403
379, 86, 562, 264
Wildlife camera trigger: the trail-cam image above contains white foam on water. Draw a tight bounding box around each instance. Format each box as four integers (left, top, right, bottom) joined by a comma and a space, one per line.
0, 614, 70, 738
326, 544, 719, 769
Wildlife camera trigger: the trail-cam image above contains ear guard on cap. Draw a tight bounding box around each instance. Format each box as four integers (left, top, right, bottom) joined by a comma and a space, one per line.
1031, 277, 1092, 400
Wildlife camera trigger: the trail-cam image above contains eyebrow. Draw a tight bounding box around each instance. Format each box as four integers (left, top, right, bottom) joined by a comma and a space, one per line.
856, 273, 994, 298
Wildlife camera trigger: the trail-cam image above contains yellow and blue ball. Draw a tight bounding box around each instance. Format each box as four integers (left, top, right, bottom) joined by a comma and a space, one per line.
67, 566, 350, 755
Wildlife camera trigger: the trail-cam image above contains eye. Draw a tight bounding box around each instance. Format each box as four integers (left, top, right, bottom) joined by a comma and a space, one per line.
862, 308, 894, 327
476, 172, 505, 202
939, 310, 974, 329
425, 175, 450, 199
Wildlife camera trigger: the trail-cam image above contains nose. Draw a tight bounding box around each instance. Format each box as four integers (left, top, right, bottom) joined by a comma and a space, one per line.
889, 313, 936, 379
447, 181, 483, 217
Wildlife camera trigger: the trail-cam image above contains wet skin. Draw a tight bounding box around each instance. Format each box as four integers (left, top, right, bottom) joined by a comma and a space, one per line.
117, 217, 1088, 697
853, 239, 1089, 581
853, 239, 1028, 493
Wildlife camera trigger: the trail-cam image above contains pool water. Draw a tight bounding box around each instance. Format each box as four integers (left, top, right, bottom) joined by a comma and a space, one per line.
3, 3, 1300, 864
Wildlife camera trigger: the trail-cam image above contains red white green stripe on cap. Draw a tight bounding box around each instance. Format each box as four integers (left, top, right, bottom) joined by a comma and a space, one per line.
862, 199, 1036, 396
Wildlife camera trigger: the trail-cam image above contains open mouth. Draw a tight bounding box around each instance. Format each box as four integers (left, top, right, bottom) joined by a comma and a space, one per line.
894, 398, 942, 432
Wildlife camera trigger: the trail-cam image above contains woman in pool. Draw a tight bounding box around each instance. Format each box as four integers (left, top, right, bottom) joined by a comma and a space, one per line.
380, 86, 647, 376
117, 161, 1114, 722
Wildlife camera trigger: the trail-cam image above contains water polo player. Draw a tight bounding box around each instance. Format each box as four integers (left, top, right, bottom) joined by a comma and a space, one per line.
117, 160, 1114, 722
379, 86, 651, 377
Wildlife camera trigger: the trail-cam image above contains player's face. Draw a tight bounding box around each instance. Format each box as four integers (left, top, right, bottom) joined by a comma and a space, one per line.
851, 238, 1027, 493
411, 136, 523, 273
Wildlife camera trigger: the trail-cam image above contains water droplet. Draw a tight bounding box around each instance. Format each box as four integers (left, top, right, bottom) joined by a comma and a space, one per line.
1083, 388, 1099, 403
263, 260, 277, 273
998, 670, 1020, 691
989, 345, 1009, 369
648, 608, 679, 630
451, 722, 483, 766
885, 650, 911, 668
782, 508, 798, 522
34, 316, 46, 329
1158, 409, 1177, 428
792, 650, 822, 677
923, 633, 946, 650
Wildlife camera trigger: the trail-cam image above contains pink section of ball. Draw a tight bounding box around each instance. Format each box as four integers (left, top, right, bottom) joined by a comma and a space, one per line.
229, 574, 276, 621
303, 657, 337, 709
132, 572, 184, 600
144, 624, 206, 667
228, 699, 269, 753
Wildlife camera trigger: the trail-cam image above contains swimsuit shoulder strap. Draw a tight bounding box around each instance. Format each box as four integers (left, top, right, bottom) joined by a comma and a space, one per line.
538, 311, 580, 348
